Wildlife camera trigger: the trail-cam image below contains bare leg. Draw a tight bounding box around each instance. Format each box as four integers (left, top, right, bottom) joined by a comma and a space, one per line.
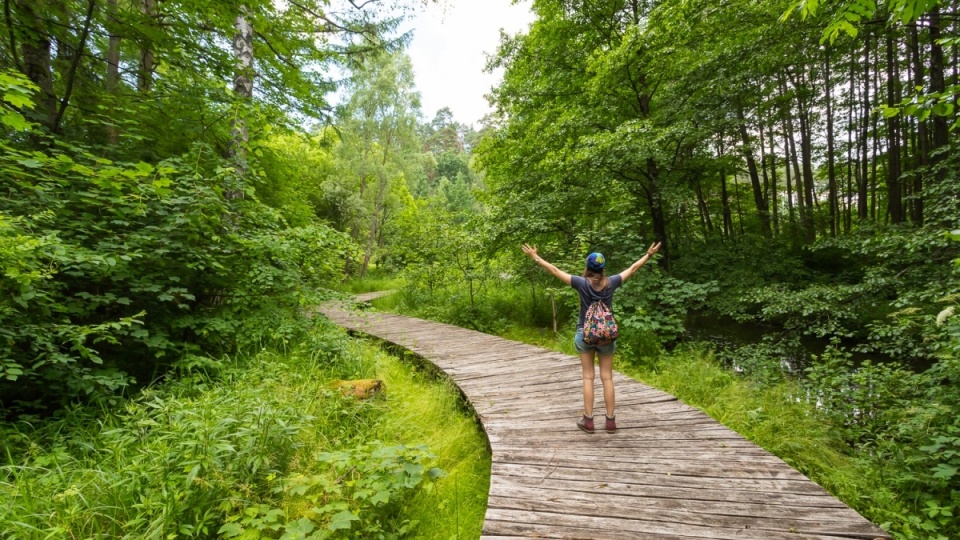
579, 351, 596, 416
598, 353, 615, 418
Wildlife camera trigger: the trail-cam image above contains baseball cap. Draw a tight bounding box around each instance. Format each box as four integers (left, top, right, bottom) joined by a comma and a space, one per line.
586, 252, 605, 271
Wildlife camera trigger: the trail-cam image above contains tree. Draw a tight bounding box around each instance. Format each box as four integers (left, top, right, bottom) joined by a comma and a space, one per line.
335, 51, 422, 276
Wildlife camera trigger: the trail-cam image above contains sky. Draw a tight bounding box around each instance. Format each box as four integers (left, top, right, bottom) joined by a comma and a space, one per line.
403, 0, 536, 128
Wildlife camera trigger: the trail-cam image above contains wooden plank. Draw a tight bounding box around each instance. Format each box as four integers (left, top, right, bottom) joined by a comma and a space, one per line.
486, 493, 880, 534
489, 461, 823, 493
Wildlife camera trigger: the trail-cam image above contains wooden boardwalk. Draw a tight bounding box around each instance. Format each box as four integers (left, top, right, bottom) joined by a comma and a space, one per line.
320, 295, 890, 540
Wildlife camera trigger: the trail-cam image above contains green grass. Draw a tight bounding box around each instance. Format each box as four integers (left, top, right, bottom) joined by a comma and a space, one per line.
337, 267, 405, 295
0, 320, 490, 539
619, 347, 902, 528
371, 347, 490, 539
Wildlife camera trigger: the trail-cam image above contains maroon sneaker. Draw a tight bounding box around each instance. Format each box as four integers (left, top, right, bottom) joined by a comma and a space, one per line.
605, 415, 616, 434
577, 415, 595, 434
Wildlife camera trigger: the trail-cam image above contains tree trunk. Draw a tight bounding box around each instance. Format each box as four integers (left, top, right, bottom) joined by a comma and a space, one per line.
138, 0, 156, 93
846, 54, 854, 233
720, 167, 732, 238
781, 75, 807, 239
695, 179, 713, 236
767, 124, 779, 235
645, 158, 670, 269
885, 32, 903, 224
795, 81, 817, 242
733, 172, 745, 235
908, 24, 929, 224
824, 48, 839, 237
928, 6, 950, 181
227, 7, 254, 200
859, 37, 870, 221
736, 103, 770, 236
105, 0, 121, 145
16, 1, 57, 133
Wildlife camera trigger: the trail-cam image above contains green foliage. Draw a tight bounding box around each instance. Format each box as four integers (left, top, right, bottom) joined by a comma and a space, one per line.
0, 122, 356, 408
617, 273, 718, 344
221, 443, 442, 540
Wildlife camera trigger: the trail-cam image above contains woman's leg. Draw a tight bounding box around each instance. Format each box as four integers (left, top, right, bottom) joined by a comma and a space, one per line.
579, 351, 597, 417
597, 353, 615, 417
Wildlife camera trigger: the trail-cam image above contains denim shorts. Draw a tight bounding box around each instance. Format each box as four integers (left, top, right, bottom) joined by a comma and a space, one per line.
574, 329, 616, 355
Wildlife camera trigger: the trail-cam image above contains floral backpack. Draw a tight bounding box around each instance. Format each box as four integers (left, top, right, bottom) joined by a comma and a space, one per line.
583, 299, 619, 345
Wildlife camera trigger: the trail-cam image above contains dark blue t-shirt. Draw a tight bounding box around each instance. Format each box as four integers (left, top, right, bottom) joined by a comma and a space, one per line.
570, 274, 623, 330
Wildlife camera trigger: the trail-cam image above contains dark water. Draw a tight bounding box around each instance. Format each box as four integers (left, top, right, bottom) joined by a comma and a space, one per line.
682, 312, 931, 374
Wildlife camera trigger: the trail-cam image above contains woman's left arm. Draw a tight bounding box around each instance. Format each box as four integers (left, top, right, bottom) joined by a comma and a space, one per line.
522, 244, 572, 285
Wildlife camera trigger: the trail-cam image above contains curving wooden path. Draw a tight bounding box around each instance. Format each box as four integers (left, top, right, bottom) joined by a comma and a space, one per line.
320, 294, 890, 540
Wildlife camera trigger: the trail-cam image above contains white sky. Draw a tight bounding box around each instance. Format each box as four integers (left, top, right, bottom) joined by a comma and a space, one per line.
403, 0, 535, 128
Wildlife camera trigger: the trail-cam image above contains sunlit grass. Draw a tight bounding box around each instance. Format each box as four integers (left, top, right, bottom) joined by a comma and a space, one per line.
370, 347, 490, 539
338, 267, 405, 294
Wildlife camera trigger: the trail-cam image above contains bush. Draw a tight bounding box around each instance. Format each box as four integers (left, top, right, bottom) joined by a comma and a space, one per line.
0, 94, 357, 410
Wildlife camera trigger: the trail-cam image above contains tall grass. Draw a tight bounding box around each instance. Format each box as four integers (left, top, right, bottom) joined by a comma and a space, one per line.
0, 319, 489, 539
619, 347, 903, 528
337, 267, 405, 295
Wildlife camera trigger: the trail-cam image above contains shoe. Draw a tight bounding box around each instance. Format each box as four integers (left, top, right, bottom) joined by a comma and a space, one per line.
605, 415, 616, 434
577, 415, 595, 434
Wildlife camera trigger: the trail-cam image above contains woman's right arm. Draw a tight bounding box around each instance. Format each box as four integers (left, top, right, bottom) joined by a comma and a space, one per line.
522, 244, 572, 286
618, 242, 662, 283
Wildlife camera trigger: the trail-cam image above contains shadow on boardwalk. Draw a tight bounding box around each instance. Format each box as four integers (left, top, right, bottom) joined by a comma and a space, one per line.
319, 296, 889, 540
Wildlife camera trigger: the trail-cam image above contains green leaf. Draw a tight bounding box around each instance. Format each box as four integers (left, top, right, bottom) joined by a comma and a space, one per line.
932, 463, 958, 479
881, 106, 901, 118
327, 510, 358, 531
17, 158, 44, 168
1, 111, 31, 130
217, 523, 244, 538
281, 518, 315, 539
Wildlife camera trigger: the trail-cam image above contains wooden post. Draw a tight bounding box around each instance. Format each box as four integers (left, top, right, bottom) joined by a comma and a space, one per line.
550, 290, 558, 337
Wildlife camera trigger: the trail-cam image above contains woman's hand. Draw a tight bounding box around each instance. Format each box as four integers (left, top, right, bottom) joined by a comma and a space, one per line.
521, 243, 540, 261
646, 242, 662, 256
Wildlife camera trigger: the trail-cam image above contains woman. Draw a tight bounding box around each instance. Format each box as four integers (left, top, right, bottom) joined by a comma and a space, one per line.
521, 242, 662, 434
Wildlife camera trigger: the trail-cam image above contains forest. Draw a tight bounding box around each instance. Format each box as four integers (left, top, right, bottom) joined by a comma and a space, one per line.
1, 0, 959, 538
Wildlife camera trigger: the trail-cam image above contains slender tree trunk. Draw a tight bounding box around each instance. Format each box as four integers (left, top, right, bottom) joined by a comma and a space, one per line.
720, 167, 732, 238
767, 123, 780, 234
227, 7, 254, 200
784, 129, 795, 232
695, 179, 713, 235
795, 80, 817, 242
871, 34, 881, 221
138, 0, 156, 93
928, 6, 950, 182
859, 37, 870, 220
736, 102, 771, 236
781, 76, 806, 236
105, 0, 121, 145
908, 24, 929, 223
733, 173, 745, 235
885, 32, 903, 223
846, 55, 854, 233
16, 1, 57, 133
646, 158, 670, 269
825, 48, 839, 237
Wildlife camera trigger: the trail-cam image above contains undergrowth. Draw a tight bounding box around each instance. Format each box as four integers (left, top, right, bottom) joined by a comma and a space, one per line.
0, 317, 489, 539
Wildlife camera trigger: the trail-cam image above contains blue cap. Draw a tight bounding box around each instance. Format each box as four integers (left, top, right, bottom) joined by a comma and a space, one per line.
586, 252, 605, 271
